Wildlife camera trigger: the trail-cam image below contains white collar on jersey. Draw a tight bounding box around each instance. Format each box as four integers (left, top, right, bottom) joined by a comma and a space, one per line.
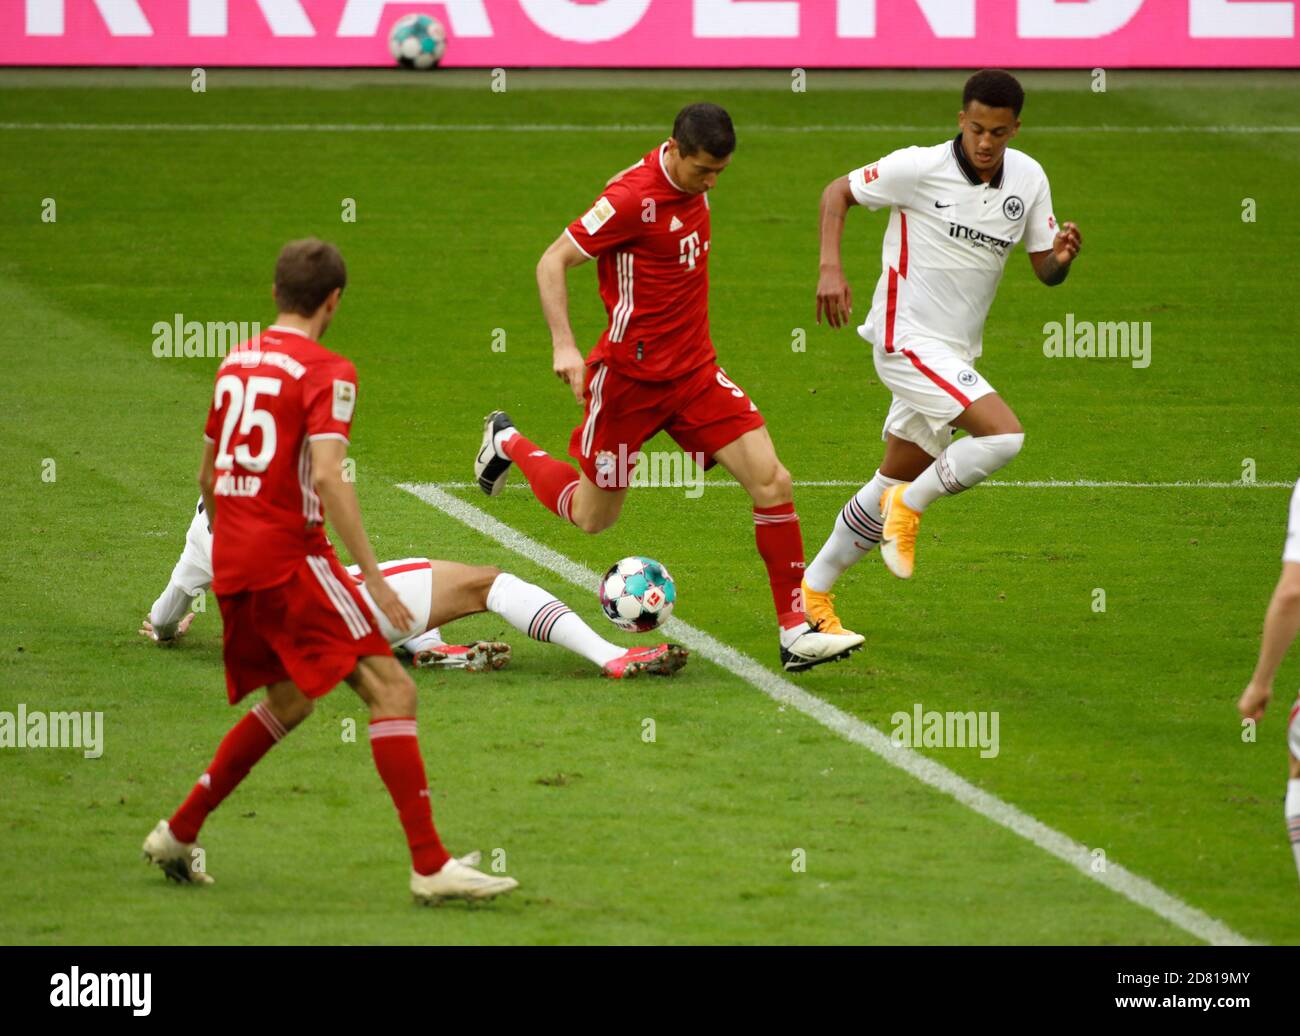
266, 324, 310, 338
658, 142, 688, 194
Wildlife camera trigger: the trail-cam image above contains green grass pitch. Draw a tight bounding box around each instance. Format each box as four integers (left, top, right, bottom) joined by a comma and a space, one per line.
0, 69, 1297, 945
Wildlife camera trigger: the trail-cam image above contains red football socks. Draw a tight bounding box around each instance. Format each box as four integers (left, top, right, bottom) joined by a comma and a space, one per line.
169, 702, 284, 843
505, 434, 580, 522
368, 717, 450, 876
753, 503, 807, 629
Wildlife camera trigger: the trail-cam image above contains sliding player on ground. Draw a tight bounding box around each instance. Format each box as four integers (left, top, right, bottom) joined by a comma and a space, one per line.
474, 102, 863, 673
142, 239, 516, 903
802, 69, 1082, 634
140, 497, 688, 679
1237, 478, 1300, 888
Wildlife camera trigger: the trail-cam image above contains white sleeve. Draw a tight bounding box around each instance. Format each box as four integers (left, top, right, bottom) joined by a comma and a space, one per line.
1023, 170, 1057, 253
1284, 480, 1300, 564
847, 147, 921, 211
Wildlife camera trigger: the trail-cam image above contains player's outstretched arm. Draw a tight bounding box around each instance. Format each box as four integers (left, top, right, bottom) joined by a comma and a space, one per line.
537, 232, 591, 404
1239, 562, 1300, 721
197, 440, 217, 532
816, 176, 858, 328
1029, 221, 1082, 286
309, 437, 415, 635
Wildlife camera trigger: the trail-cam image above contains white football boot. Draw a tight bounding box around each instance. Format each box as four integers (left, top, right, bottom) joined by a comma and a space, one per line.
413, 641, 512, 672
474, 411, 516, 497
779, 622, 864, 673
141, 819, 214, 885
411, 850, 518, 904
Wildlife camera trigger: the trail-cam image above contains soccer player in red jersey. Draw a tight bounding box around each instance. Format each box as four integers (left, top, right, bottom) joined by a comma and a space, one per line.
474, 103, 863, 672
142, 239, 516, 902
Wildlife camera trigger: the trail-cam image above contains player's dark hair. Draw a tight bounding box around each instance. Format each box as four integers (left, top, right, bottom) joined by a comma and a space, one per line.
672, 102, 736, 159
273, 238, 347, 316
962, 69, 1025, 117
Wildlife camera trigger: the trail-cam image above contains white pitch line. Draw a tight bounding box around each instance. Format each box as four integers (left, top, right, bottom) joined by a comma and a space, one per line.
1, 122, 1298, 135
430, 478, 1293, 490
398, 479, 1251, 947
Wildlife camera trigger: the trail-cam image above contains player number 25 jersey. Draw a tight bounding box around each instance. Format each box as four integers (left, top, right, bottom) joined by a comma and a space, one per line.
202, 325, 357, 594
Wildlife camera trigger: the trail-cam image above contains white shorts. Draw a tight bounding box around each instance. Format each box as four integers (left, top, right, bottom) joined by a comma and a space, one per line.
169, 500, 215, 596
1289, 698, 1300, 760
873, 340, 996, 458
347, 558, 433, 647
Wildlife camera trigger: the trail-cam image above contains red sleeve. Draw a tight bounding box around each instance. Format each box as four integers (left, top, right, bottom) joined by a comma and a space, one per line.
304, 358, 358, 443
564, 182, 642, 260
202, 374, 222, 443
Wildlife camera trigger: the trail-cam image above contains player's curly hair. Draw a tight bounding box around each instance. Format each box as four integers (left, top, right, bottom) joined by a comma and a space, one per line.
273, 238, 347, 316
963, 69, 1025, 117
672, 102, 736, 158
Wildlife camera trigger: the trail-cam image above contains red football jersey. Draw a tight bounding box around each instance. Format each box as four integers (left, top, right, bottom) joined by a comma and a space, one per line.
565, 143, 714, 382
202, 326, 357, 594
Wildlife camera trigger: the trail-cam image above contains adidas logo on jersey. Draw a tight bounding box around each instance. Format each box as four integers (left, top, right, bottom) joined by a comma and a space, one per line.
669, 216, 683, 231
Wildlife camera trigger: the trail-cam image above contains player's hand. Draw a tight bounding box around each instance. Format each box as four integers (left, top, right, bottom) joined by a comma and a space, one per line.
1052, 221, 1081, 265
139, 612, 194, 645
365, 573, 416, 635
1237, 679, 1272, 723
552, 340, 587, 404
816, 265, 853, 328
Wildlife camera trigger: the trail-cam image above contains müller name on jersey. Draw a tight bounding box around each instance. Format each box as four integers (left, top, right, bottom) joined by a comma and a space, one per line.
215, 473, 262, 497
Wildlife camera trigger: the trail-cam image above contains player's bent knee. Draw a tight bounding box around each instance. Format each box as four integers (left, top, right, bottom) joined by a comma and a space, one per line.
749, 463, 794, 508
375, 670, 418, 716
573, 509, 616, 535
977, 430, 1024, 465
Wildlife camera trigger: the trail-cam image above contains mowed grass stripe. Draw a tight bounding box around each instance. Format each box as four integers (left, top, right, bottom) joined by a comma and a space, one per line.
399, 481, 1252, 947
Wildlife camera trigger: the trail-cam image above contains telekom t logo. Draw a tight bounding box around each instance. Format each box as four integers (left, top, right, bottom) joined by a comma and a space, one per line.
678, 231, 702, 271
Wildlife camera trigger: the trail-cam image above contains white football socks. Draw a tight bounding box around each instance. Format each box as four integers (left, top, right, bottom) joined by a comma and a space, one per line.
903, 432, 1024, 512
402, 627, 445, 654
494, 426, 519, 458
486, 572, 623, 668
804, 470, 900, 592
1287, 778, 1300, 885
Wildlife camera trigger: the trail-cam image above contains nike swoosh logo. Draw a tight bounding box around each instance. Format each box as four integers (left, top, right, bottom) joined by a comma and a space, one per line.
934, 201, 954, 208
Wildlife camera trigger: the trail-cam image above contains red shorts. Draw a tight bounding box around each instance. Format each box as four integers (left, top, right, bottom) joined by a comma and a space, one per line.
568, 361, 765, 490
216, 552, 392, 704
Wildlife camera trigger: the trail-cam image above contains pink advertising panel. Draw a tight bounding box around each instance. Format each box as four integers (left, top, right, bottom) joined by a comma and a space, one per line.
0, 1, 1297, 68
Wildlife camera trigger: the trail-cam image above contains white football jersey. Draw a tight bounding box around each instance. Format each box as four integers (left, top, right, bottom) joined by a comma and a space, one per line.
1284, 479, 1300, 564
849, 135, 1057, 360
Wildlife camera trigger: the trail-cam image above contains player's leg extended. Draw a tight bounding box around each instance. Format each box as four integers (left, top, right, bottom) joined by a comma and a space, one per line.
1288, 706, 1300, 885
803, 435, 934, 628
145, 679, 312, 883
879, 393, 1025, 577
474, 410, 626, 533
414, 561, 685, 678
347, 653, 517, 901
712, 426, 863, 670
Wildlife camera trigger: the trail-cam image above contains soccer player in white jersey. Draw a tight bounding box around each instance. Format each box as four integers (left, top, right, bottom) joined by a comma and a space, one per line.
141, 497, 687, 679
801, 69, 1082, 633
1237, 479, 1300, 887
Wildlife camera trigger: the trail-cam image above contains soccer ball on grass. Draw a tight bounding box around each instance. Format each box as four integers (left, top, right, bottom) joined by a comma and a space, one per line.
599, 557, 676, 633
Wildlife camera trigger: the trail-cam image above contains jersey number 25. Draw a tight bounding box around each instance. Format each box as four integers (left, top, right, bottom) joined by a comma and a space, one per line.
214, 374, 282, 473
